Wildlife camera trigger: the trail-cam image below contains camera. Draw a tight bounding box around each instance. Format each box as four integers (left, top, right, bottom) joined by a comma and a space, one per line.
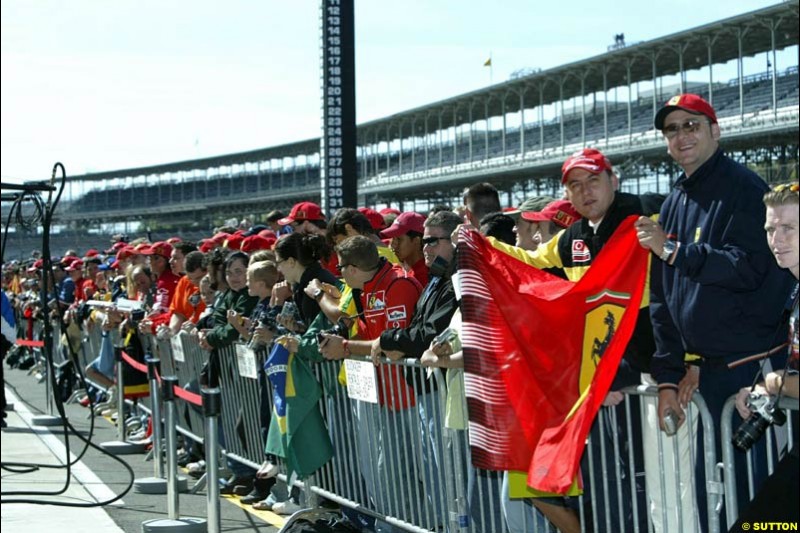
432, 327, 461, 353
732, 392, 786, 452
279, 301, 297, 320
663, 409, 679, 436
130, 309, 146, 328
316, 320, 349, 344
258, 316, 279, 335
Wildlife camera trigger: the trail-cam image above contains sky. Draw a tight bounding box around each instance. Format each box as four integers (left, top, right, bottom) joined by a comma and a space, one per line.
1, 0, 793, 184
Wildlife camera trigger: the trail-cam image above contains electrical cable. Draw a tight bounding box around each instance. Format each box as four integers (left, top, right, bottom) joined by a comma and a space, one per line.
1, 163, 137, 507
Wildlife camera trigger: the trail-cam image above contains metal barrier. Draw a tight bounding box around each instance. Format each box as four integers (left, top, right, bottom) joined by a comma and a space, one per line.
308, 356, 451, 533
38, 321, 737, 533
216, 343, 265, 471
166, 332, 209, 446
720, 393, 799, 527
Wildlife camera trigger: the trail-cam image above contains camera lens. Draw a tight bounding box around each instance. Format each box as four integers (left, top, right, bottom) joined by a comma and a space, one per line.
732, 412, 770, 452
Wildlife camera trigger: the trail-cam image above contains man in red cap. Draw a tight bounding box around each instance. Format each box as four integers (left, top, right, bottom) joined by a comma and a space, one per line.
380, 211, 429, 287
280, 201, 337, 274
357, 207, 387, 232
520, 199, 581, 252
488, 147, 663, 531
278, 201, 327, 236
139, 241, 180, 320
635, 94, 794, 528
64, 259, 88, 302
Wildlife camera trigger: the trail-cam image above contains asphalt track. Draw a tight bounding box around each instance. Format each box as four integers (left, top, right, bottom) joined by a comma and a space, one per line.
1, 364, 286, 533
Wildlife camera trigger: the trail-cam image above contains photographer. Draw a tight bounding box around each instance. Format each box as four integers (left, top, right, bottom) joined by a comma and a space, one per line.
318, 235, 420, 361
316, 234, 422, 530
731, 182, 799, 528
228, 260, 279, 348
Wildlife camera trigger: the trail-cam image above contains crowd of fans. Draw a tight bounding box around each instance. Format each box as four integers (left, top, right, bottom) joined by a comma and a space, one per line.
2, 93, 798, 532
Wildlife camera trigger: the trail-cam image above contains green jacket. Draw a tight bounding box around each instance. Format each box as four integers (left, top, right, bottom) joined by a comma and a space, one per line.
206, 287, 258, 348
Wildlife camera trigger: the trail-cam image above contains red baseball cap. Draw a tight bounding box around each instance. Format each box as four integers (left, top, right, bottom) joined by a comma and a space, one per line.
166, 236, 182, 245
241, 235, 275, 253
380, 211, 426, 238
141, 241, 173, 258
116, 246, 136, 261
561, 148, 613, 184
277, 201, 325, 226
211, 232, 230, 244
521, 199, 582, 229
379, 207, 402, 216
223, 234, 244, 251
104, 241, 127, 254
65, 258, 84, 272
258, 229, 277, 239
198, 239, 216, 254
654, 93, 718, 130
28, 259, 44, 272
358, 207, 387, 231
83, 249, 100, 258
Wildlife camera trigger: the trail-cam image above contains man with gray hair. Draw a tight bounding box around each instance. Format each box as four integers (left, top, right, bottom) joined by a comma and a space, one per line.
373, 210, 461, 531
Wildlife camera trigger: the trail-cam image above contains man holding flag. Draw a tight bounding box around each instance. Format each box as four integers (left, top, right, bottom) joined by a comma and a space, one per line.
466, 147, 662, 531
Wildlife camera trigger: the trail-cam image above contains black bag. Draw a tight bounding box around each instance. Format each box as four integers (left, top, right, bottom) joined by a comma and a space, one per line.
281, 510, 362, 533
281, 517, 360, 533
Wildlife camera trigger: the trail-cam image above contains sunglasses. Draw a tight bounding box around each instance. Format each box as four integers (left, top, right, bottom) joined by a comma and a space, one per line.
336, 263, 351, 273
421, 236, 448, 246
661, 118, 708, 139
772, 183, 799, 193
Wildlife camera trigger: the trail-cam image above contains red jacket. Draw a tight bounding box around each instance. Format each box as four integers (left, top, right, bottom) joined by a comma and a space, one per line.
357, 259, 422, 410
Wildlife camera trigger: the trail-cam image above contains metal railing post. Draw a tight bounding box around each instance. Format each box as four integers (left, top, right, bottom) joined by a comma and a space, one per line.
203, 387, 222, 533
142, 374, 205, 532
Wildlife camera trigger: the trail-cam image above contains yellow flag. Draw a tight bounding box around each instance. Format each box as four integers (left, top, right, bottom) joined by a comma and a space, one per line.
483, 57, 492, 67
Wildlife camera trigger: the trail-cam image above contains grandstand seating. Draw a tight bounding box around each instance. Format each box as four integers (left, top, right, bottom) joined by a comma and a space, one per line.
62, 67, 798, 217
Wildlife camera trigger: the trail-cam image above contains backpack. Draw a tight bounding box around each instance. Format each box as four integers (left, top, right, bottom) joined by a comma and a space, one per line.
280, 510, 361, 533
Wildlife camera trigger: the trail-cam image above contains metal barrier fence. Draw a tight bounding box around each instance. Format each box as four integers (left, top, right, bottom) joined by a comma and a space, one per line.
54, 323, 741, 533
720, 393, 799, 527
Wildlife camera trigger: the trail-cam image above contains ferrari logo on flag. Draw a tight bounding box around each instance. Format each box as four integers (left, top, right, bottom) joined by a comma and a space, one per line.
579, 291, 630, 391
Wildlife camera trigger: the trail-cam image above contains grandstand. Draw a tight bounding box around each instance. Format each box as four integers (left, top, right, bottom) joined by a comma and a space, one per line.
3, 1, 798, 256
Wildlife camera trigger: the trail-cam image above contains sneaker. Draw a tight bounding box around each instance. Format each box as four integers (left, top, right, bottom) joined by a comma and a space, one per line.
240, 478, 274, 505
256, 460, 280, 479
271, 500, 302, 515
252, 493, 278, 511
219, 475, 253, 496
187, 460, 206, 473
79, 396, 92, 408
127, 428, 146, 439
178, 452, 200, 468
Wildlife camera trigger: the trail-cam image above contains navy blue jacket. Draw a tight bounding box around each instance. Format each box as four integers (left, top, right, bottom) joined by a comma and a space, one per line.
650, 149, 794, 386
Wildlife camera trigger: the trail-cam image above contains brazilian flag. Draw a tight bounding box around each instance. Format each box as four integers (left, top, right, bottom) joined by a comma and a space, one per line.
265, 340, 332, 479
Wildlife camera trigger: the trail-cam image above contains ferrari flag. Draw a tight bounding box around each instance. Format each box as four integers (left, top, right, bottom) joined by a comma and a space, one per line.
457, 216, 648, 493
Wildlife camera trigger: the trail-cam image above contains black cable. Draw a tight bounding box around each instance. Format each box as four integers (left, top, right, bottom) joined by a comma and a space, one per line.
1, 163, 137, 507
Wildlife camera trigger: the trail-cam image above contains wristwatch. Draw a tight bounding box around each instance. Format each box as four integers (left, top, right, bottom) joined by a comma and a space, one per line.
312, 288, 324, 301
659, 240, 677, 262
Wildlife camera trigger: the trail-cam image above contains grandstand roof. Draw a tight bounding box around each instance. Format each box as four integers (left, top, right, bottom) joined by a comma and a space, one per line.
46, 137, 320, 184
359, 1, 799, 141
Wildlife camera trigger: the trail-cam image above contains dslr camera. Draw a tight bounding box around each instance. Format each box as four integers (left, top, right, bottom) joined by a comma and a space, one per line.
129, 309, 146, 328
316, 320, 349, 344
732, 392, 786, 452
